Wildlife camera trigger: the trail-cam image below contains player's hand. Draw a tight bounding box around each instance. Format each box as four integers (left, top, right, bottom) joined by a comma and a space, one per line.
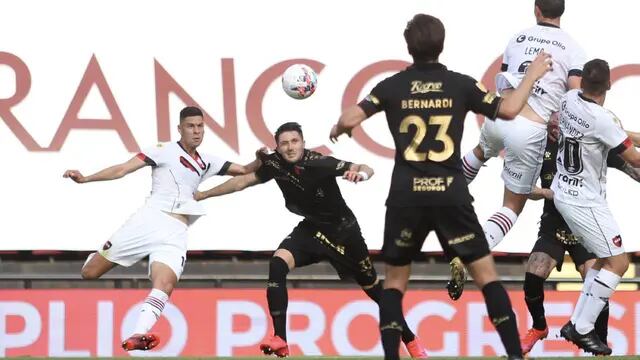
255, 147, 269, 158
527, 52, 553, 80
329, 124, 352, 143
63, 170, 86, 183
193, 191, 206, 201
342, 170, 365, 183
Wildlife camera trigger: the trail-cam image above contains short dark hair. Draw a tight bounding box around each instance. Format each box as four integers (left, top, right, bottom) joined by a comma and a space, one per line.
179, 106, 204, 121
535, 0, 565, 18
274, 122, 303, 143
404, 14, 445, 62
581, 59, 610, 96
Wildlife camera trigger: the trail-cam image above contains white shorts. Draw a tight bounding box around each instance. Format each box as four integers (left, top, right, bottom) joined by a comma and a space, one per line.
554, 200, 625, 258
98, 206, 188, 279
479, 115, 547, 194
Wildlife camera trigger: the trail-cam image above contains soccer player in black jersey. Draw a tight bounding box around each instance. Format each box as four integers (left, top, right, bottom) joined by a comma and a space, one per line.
519, 116, 640, 354
196, 122, 428, 358
330, 14, 552, 360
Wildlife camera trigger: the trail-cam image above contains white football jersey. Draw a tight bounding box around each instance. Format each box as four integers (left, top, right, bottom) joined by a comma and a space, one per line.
500, 23, 586, 121
552, 90, 631, 206
137, 142, 230, 218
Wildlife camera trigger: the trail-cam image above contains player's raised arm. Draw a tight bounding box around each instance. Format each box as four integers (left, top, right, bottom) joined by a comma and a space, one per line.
195, 172, 262, 201
222, 147, 268, 176
497, 52, 553, 120
330, 106, 368, 142
63, 155, 147, 184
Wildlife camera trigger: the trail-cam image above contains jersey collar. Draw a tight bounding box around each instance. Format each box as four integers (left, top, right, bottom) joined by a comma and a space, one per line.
409, 62, 447, 71
176, 141, 206, 169
578, 92, 598, 104
537, 21, 560, 28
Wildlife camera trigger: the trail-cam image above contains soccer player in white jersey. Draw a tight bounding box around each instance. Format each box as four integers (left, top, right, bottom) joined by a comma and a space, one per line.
63, 106, 261, 351
447, 0, 586, 300
551, 59, 640, 355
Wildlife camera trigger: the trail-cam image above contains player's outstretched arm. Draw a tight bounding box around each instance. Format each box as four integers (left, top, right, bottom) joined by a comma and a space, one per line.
528, 186, 553, 201
342, 163, 374, 183
224, 147, 268, 176
626, 130, 640, 147
62, 156, 147, 184
497, 52, 553, 120
195, 172, 261, 201
330, 106, 368, 142
620, 145, 640, 168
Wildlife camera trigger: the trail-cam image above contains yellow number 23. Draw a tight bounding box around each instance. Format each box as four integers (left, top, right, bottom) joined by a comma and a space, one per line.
399, 115, 454, 162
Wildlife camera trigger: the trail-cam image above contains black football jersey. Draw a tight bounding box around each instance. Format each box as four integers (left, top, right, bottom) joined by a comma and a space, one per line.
359, 62, 501, 206
255, 150, 357, 229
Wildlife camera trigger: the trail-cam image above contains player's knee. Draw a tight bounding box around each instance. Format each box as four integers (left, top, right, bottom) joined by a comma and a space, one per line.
526, 253, 554, 278
152, 278, 175, 295
80, 266, 100, 280
268, 256, 290, 282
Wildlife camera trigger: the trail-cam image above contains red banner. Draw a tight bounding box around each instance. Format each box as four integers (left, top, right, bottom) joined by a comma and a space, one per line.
0, 289, 638, 357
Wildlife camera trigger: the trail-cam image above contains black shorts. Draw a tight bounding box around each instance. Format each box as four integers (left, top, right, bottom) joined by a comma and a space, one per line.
532, 211, 596, 271
383, 204, 490, 266
277, 220, 377, 287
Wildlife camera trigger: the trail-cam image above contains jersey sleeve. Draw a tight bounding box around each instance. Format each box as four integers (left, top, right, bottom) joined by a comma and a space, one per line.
606, 151, 626, 170
306, 156, 353, 177
568, 43, 587, 77
597, 112, 631, 153
137, 144, 167, 167
358, 81, 386, 117
201, 154, 232, 181
254, 153, 275, 183
464, 75, 502, 120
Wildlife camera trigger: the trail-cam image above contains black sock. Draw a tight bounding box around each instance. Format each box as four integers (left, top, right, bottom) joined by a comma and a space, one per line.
364, 282, 415, 343
523, 272, 547, 330
594, 300, 609, 343
267, 257, 290, 341
379, 288, 404, 360
482, 281, 522, 357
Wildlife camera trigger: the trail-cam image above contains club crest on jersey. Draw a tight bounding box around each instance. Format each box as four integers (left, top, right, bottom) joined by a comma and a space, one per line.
365, 94, 380, 105
612, 235, 622, 247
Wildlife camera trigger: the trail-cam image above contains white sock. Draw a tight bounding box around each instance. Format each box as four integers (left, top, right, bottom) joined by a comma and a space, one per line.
570, 268, 598, 324
462, 151, 485, 184
484, 207, 518, 249
575, 269, 620, 335
133, 288, 170, 334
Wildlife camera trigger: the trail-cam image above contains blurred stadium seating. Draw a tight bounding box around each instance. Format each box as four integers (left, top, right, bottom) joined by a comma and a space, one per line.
2, 251, 638, 291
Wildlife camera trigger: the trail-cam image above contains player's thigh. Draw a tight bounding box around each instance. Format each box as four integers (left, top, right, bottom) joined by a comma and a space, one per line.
330, 229, 377, 287
434, 203, 489, 265
81, 252, 118, 279
276, 222, 322, 269
555, 201, 625, 258
501, 116, 547, 194
147, 210, 189, 282
479, 118, 506, 158
530, 220, 565, 275
382, 206, 431, 266
99, 208, 166, 268
567, 243, 597, 274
